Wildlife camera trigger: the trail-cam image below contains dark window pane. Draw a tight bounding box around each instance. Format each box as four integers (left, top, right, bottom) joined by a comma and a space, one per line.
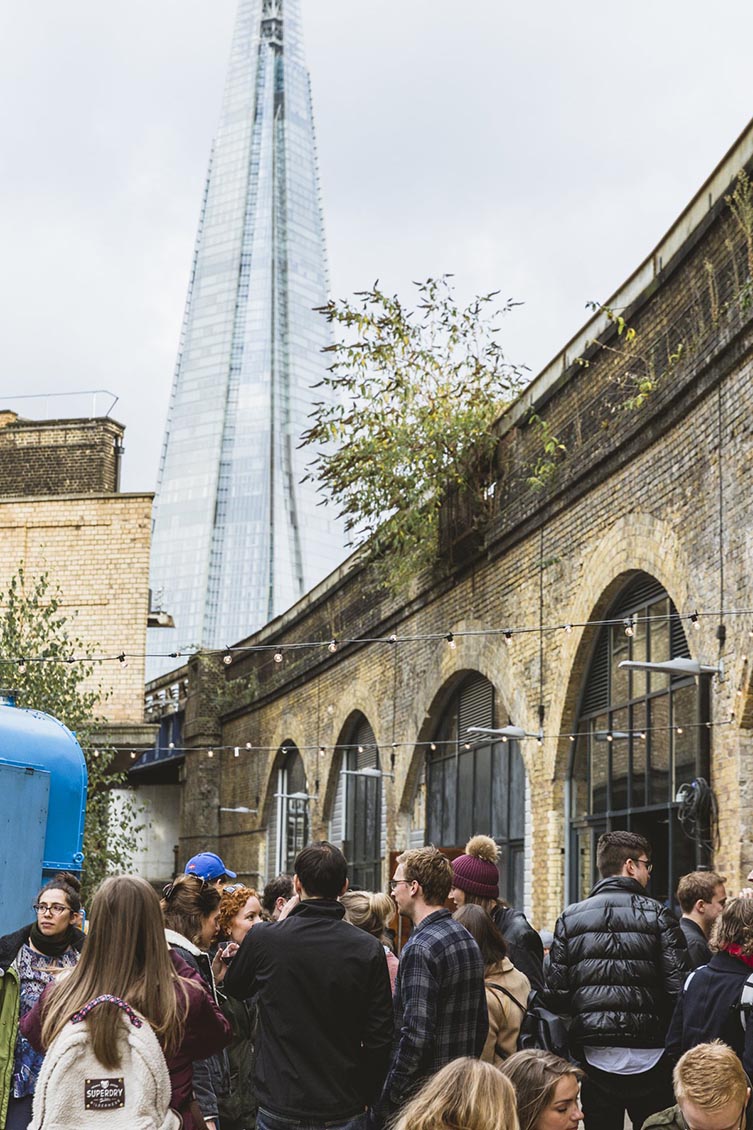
509, 746, 525, 839
457, 750, 474, 843
648, 696, 670, 804
491, 741, 509, 839
672, 683, 698, 790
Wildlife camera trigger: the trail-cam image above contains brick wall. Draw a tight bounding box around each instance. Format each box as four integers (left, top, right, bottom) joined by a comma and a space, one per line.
0, 416, 123, 496
0, 494, 153, 724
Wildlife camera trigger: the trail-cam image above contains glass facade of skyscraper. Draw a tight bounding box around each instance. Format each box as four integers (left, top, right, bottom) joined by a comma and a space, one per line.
148, 0, 345, 678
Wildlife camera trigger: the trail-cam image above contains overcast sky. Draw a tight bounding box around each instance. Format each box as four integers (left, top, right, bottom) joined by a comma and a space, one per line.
2, 1, 753, 492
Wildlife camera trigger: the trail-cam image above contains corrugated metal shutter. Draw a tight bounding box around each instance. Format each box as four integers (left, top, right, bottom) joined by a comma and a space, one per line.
458, 675, 494, 739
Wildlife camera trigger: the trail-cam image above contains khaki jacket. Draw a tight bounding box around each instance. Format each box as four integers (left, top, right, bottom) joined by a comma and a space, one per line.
482, 958, 531, 1063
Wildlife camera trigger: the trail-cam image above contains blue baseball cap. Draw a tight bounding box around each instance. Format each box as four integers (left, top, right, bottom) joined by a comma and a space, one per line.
185, 852, 236, 882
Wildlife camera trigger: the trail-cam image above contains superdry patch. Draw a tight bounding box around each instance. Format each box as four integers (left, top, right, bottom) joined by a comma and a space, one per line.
84, 1078, 126, 1110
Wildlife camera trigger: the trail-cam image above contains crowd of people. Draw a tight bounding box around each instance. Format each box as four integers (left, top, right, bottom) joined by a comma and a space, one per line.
0, 832, 751, 1129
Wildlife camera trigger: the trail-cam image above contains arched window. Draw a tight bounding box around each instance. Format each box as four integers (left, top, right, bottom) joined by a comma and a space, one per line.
342, 716, 382, 891
427, 674, 526, 908
267, 744, 309, 877
569, 574, 710, 905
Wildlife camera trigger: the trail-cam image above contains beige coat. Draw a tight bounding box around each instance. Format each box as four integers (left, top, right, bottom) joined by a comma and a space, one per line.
482, 957, 531, 1064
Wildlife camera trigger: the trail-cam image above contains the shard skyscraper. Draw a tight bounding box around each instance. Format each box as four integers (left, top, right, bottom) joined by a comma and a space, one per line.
148, 0, 345, 677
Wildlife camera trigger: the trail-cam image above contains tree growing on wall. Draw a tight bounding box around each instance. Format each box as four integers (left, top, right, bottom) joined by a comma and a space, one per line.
0, 567, 141, 898
301, 276, 527, 590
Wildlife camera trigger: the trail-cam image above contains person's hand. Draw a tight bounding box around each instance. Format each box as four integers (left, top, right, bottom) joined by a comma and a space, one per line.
277, 893, 300, 922
211, 942, 238, 983
205, 1121, 217, 1130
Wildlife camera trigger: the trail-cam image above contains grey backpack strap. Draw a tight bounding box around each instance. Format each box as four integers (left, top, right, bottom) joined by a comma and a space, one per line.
739, 971, 753, 1032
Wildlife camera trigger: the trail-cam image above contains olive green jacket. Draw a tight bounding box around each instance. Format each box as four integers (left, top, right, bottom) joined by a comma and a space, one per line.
641, 1107, 684, 1130
0, 965, 20, 1128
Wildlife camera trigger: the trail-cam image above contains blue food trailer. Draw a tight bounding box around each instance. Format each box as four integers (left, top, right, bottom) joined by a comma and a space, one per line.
0, 700, 87, 934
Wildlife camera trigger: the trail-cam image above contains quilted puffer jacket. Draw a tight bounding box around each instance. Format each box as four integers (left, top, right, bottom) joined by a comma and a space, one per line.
545, 875, 691, 1050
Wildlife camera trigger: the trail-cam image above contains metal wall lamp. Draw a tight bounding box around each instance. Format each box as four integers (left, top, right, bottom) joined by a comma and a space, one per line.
467, 725, 541, 741
339, 767, 395, 780
619, 658, 724, 678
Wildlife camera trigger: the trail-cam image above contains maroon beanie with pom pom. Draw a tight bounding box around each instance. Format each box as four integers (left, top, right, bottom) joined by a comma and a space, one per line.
452, 836, 500, 899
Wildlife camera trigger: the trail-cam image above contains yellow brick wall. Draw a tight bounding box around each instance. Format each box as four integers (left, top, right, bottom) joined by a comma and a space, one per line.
0, 493, 153, 724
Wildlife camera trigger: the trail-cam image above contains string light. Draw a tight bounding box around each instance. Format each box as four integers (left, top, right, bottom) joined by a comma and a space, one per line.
17, 659, 26, 674
273, 651, 283, 664
233, 747, 240, 758
564, 623, 573, 634
328, 639, 339, 654
446, 633, 456, 650
6, 607, 753, 666
207, 749, 214, 758
624, 617, 635, 638
690, 611, 701, 631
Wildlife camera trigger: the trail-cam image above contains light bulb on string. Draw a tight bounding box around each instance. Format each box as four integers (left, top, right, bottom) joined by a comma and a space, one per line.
207, 749, 214, 758
446, 633, 456, 650
690, 611, 701, 631
624, 618, 635, 638
328, 639, 339, 654
233, 747, 240, 758
504, 631, 513, 646
17, 659, 26, 675
223, 653, 233, 666
273, 651, 283, 664
245, 742, 252, 750
564, 623, 573, 634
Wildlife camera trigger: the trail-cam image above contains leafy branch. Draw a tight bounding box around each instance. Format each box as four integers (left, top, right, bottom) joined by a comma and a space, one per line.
301, 276, 527, 589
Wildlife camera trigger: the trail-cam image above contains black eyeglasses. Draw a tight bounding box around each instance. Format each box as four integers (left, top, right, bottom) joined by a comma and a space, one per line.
389, 879, 413, 891
33, 902, 69, 916
632, 857, 653, 874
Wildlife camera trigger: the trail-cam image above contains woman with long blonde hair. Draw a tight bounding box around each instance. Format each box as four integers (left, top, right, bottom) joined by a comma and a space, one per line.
21, 875, 231, 1130
499, 1049, 583, 1130
390, 1057, 520, 1130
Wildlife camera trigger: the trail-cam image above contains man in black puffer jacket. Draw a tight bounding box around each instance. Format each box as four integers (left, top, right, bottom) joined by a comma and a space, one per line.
547, 830, 691, 1129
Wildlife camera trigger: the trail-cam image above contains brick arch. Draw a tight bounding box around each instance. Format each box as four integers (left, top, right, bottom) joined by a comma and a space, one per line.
548, 513, 692, 781
320, 706, 383, 826
259, 738, 306, 825
395, 617, 535, 817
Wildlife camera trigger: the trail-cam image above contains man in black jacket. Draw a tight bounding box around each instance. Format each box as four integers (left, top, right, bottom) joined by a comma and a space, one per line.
676, 869, 727, 968
224, 841, 393, 1130
547, 830, 691, 1129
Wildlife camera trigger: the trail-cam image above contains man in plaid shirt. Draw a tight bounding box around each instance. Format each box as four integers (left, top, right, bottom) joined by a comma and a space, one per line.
374, 846, 487, 1125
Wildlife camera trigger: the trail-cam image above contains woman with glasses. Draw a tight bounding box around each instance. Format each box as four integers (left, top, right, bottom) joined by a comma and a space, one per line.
667, 898, 753, 1080
162, 874, 228, 1130
0, 871, 85, 1129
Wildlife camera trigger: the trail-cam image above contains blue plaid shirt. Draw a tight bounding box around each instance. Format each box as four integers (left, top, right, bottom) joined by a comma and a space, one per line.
377, 909, 487, 1121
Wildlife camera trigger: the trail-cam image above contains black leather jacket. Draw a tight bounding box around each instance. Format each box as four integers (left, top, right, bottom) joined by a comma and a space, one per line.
546, 876, 691, 1049
491, 905, 545, 993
